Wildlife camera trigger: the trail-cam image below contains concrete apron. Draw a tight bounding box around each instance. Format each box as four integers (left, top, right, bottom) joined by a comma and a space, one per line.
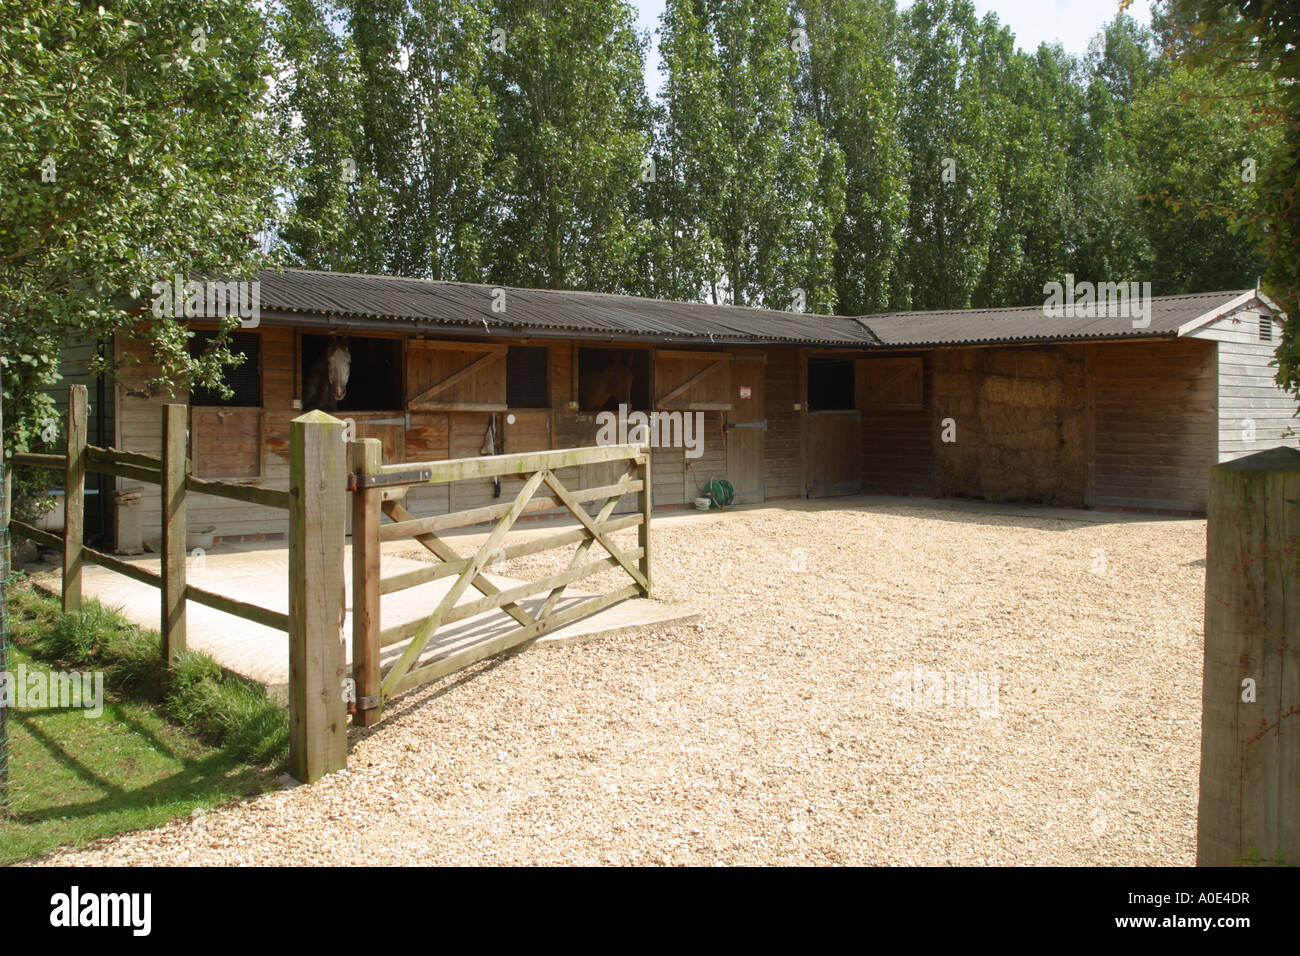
31, 538, 698, 705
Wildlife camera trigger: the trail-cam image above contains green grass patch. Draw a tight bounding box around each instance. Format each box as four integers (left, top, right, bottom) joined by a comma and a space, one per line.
0, 583, 288, 863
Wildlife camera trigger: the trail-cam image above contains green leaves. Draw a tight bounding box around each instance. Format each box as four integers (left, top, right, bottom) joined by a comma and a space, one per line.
1, 0, 286, 453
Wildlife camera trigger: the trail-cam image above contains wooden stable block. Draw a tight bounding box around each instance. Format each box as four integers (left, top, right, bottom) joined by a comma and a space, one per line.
1198, 446, 1300, 866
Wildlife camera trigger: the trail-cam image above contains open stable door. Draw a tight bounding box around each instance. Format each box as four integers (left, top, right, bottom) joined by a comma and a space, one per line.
725, 353, 766, 504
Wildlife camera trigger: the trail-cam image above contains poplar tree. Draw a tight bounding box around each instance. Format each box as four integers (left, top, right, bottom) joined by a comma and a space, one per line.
794, 0, 906, 316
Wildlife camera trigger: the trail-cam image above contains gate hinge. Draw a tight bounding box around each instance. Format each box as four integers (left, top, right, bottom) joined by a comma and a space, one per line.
347, 469, 431, 491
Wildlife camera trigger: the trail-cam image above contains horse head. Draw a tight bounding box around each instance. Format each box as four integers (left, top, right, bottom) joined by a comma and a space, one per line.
327, 336, 351, 403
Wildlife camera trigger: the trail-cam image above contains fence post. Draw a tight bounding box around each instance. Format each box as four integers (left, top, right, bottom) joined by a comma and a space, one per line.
1197, 447, 1300, 866
160, 403, 187, 662
62, 385, 87, 613
637, 448, 651, 598
350, 437, 382, 727
289, 410, 348, 782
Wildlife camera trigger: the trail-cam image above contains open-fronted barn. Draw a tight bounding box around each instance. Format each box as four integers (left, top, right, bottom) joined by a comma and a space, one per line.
77, 272, 1294, 544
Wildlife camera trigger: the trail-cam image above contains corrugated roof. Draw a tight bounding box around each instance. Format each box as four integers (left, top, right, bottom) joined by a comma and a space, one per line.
256, 268, 879, 346
857, 290, 1256, 346
253, 269, 1262, 349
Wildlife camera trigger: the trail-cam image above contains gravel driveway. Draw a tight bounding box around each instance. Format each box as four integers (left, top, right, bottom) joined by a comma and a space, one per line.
36, 498, 1207, 865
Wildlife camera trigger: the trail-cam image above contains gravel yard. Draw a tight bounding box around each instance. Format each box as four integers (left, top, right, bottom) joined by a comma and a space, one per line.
36, 498, 1207, 866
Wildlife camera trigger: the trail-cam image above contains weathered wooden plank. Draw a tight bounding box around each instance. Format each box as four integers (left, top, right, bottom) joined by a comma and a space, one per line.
184, 475, 291, 510
351, 438, 382, 726
10, 519, 62, 550
377, 475, 643, 542
80, 439, 163, 482
81, 546, 162, 588
186, 583, 288, 631
9, 452, 65, 470
408, 339, 508, 353
63, 385, 87, 613
383, 442, 642, 484
85, 445, 162, 468
160, 404, 187, 660
407, 401, 509, 412
288, 410, 348, 783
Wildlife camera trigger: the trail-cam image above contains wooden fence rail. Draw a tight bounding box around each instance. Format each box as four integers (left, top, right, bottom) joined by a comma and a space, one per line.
10, 390, 291, 646
7, 387, 318, 760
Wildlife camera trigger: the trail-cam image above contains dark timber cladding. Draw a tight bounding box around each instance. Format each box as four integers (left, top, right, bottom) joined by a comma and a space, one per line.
99, 273, 1293, 545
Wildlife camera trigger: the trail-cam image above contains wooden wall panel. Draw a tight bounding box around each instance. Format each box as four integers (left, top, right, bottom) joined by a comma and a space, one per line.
857, 357, 923, 408
406, 341, 506, 409
654, 351, 731, 410
1092, 337, 1217, 511
189, 408, 261, 478
502, 409, 552, 455
1185, 309, 1300, 461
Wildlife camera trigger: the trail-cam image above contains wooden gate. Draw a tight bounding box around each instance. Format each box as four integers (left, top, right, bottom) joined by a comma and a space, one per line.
348, 441, 651, 726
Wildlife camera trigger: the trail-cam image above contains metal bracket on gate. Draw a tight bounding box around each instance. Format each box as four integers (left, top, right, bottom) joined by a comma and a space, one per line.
346, 468, 431, 492
347, 694, 381, 715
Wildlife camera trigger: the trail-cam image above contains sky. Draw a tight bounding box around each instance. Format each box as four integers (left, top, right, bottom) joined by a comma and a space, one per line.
631, 0, 1155, 95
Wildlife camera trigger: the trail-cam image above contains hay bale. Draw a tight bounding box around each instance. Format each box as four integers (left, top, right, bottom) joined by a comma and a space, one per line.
981, 375, 1061, 408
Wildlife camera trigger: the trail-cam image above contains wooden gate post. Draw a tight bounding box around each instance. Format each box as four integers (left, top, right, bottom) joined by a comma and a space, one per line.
160, 403, 187, 661
637, 450, 651, 598
62, 385, 87, 612
1198, 447, 1300, 866
289, 410, 348, 782
350, 437, 382, 727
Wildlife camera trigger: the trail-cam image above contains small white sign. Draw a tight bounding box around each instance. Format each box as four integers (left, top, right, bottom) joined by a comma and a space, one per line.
739, 386, 751, 399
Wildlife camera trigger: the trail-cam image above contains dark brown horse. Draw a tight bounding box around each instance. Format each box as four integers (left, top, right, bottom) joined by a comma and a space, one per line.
303, 336, 351, 411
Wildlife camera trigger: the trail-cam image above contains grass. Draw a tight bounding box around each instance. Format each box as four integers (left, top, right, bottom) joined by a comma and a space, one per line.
0, 582, 288, 863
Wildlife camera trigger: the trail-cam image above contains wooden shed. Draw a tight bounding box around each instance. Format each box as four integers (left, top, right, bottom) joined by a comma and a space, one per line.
89, 272, 1293, 543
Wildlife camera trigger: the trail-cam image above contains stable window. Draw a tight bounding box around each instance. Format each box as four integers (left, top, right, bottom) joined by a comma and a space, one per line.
507, 346, 550, 408
302, 333, 403, 411
189, 330, 261, 407
807, 357, 855, 411
578, 348, 650, 411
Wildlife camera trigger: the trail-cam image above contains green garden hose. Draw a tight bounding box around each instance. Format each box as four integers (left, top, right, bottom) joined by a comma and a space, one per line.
706, 478, 735, 509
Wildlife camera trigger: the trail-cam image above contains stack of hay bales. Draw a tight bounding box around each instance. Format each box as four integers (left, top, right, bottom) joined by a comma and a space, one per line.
932, 346, 1086, 506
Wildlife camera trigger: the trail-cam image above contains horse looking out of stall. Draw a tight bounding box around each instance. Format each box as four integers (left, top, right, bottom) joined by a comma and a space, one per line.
303, 336, 351, 412
580, 354, 633, 412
